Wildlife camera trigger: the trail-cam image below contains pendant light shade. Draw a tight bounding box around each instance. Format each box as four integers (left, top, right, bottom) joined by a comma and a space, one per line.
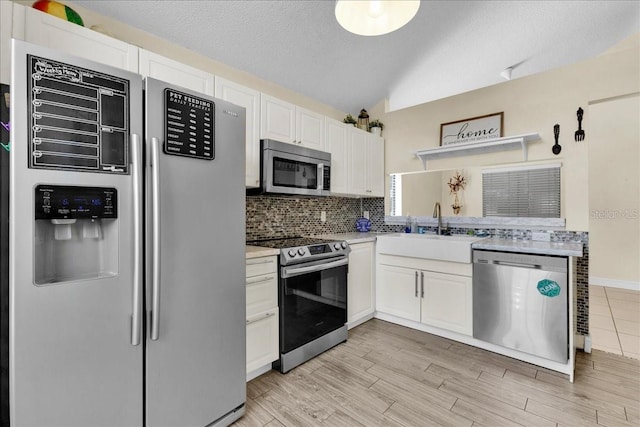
335, 0, 420, 36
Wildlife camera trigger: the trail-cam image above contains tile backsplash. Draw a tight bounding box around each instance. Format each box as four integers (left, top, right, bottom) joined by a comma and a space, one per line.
246, 195, 396, 241
246, 195, 590, 336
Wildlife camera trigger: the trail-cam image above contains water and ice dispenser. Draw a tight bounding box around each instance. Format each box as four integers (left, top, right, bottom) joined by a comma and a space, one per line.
34, 185, 118, 285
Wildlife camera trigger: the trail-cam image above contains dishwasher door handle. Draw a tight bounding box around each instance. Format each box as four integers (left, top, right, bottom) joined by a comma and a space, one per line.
493, 260, 542, 269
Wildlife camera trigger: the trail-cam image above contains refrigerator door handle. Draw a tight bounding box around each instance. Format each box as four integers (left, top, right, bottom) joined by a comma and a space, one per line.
130, 133, 143, 346
150, 137, 162, 341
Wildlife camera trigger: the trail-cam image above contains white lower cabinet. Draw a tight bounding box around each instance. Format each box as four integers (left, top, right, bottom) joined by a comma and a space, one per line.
376, 256, 472, 335
347, 242, 375, 327
245, 256, 279, 379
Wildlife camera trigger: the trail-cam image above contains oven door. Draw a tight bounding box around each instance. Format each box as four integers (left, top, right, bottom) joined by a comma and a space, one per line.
264, 149, 328, 196
279, 257, 348, 354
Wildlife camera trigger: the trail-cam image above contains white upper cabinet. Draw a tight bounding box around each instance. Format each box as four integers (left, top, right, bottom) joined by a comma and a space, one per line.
139, 49, 214, 95
335, 125, 385, 197
347, 128, 368, 195
260, 94, 324, 150
260, 94, 295, 143
0, 0, 12, 83
215, 77, 261, 188
295, 107, 325, 151
324, 119, 349, 194
368, 134, 385, 197
15, 4, 138, 72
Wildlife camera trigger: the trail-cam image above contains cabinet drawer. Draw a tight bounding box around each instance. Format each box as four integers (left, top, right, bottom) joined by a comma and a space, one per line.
246, 256, 277, 277
246, 274, 278, 318
246, 309, 279, 373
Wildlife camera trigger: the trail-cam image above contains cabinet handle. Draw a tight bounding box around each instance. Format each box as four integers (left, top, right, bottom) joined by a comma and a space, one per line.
415, 271, 418, 297
246, 311, 276, 325
421, 272, 425, 298
246, 275, 275, 285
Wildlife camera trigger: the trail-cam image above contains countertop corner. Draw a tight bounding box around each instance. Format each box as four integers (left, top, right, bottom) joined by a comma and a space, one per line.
245, 245, 280, 259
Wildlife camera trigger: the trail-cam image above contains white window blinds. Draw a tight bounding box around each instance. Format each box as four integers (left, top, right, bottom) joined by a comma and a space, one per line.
482, 164, 561, 218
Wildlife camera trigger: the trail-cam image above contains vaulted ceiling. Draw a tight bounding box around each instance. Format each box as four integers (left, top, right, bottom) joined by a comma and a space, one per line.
73, 1, 640, 114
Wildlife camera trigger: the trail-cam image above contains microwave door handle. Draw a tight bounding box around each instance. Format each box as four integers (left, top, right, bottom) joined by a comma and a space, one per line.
317, 163, 324, 191
281, 257, 348, 279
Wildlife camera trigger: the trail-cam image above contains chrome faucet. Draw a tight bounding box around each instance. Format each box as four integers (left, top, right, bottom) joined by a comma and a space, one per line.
433, 202, 443, 235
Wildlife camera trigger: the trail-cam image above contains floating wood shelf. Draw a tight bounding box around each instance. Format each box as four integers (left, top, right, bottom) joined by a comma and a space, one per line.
415, 133, 540, 170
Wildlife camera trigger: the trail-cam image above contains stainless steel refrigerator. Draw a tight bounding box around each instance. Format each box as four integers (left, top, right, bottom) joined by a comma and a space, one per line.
7, 40, 246, 426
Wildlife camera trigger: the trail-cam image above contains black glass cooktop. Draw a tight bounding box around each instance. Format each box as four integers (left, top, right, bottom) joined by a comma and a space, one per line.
247, 237, 335, 249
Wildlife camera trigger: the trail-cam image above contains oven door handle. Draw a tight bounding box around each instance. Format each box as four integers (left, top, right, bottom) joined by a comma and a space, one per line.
281, 257, 349, 279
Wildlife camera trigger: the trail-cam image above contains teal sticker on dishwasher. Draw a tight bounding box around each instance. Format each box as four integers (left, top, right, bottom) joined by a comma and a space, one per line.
537, 279, 561, 297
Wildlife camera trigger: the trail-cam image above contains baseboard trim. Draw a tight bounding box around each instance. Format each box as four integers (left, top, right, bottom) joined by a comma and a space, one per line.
590, 276, 640, 292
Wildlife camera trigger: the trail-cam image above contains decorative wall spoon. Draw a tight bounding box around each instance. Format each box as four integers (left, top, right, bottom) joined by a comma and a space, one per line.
552, 124, 561, 155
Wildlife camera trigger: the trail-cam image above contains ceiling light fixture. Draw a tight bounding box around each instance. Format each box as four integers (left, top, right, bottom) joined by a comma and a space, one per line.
335, 0, 420, 36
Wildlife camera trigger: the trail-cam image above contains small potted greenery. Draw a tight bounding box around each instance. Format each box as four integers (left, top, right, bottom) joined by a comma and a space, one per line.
369, 119, 384, 136
343, 114, 357, 126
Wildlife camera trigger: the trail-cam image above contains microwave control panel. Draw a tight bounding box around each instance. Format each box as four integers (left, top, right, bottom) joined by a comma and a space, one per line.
35, 185, 117, 220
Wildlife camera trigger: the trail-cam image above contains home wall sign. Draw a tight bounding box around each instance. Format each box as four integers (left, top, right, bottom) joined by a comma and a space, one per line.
440, 112, 503, 146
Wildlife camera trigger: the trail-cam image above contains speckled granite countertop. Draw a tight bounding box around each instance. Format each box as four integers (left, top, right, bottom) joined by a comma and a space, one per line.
245, 245, 280, 259
472, 238, 583, 257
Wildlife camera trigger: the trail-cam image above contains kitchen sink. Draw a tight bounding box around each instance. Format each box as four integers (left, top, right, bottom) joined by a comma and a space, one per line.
376, 233, 487, 263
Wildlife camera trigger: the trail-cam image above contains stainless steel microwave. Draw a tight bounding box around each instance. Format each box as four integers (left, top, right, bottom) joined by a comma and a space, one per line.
252, 139, 331, 196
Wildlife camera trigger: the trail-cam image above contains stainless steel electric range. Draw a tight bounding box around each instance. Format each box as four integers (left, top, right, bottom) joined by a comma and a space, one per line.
246, 237, 350, 373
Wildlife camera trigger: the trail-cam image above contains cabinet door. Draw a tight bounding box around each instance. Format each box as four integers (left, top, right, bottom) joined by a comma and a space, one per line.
347, 242, 375, 325
420, 271, 472, 335
1, 0, 12, 83
296, 107, 324, 150
347, 128, 368, 196
376, 265, 421, 322
325, 119, 349, 194
260, 94, 295, 143
368, 134, 385, 197
215, 77, 261, 188
140, 49, 214, 95
19, 5, 138, 72
246, 309, 279, 373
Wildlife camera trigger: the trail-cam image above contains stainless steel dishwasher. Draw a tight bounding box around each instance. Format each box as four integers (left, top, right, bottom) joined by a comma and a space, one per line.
473, 250, 568, 363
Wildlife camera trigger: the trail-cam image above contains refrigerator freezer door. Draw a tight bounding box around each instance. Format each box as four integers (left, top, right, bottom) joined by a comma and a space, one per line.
144, 78, 246, 426
9, 40, 144, 426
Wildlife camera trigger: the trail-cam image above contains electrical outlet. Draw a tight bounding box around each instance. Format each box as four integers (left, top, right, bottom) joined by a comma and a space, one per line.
363, 211, 370, 219
320, 211, 326, 222
531, 231, 551, 242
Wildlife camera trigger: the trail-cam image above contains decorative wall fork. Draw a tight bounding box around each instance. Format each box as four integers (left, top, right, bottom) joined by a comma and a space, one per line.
575, 107, 585, 141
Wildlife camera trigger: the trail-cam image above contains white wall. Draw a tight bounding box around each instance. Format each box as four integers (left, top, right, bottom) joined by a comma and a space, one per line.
588, 94, 640, 285
371, 33, 640, 232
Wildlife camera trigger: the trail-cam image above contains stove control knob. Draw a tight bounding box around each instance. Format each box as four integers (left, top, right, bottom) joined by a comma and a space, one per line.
341, 242, 348, 249
297, 248, 306, 256
288, 250, 296, 258
334, 243, 341, 250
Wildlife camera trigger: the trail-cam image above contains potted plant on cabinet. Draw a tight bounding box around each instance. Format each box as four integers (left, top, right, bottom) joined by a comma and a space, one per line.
369, 119, 384, 136
343, 114, 357, 126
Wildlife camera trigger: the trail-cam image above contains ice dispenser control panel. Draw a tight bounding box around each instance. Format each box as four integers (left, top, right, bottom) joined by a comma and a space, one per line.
35, 185, 117, 220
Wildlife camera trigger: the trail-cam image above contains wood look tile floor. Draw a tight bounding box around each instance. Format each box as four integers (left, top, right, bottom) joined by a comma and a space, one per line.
233, 319, 640, 427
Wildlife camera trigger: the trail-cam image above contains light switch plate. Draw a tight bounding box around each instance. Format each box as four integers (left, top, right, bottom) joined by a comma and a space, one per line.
320, 211, 326, 222
363, 211, 370, 219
